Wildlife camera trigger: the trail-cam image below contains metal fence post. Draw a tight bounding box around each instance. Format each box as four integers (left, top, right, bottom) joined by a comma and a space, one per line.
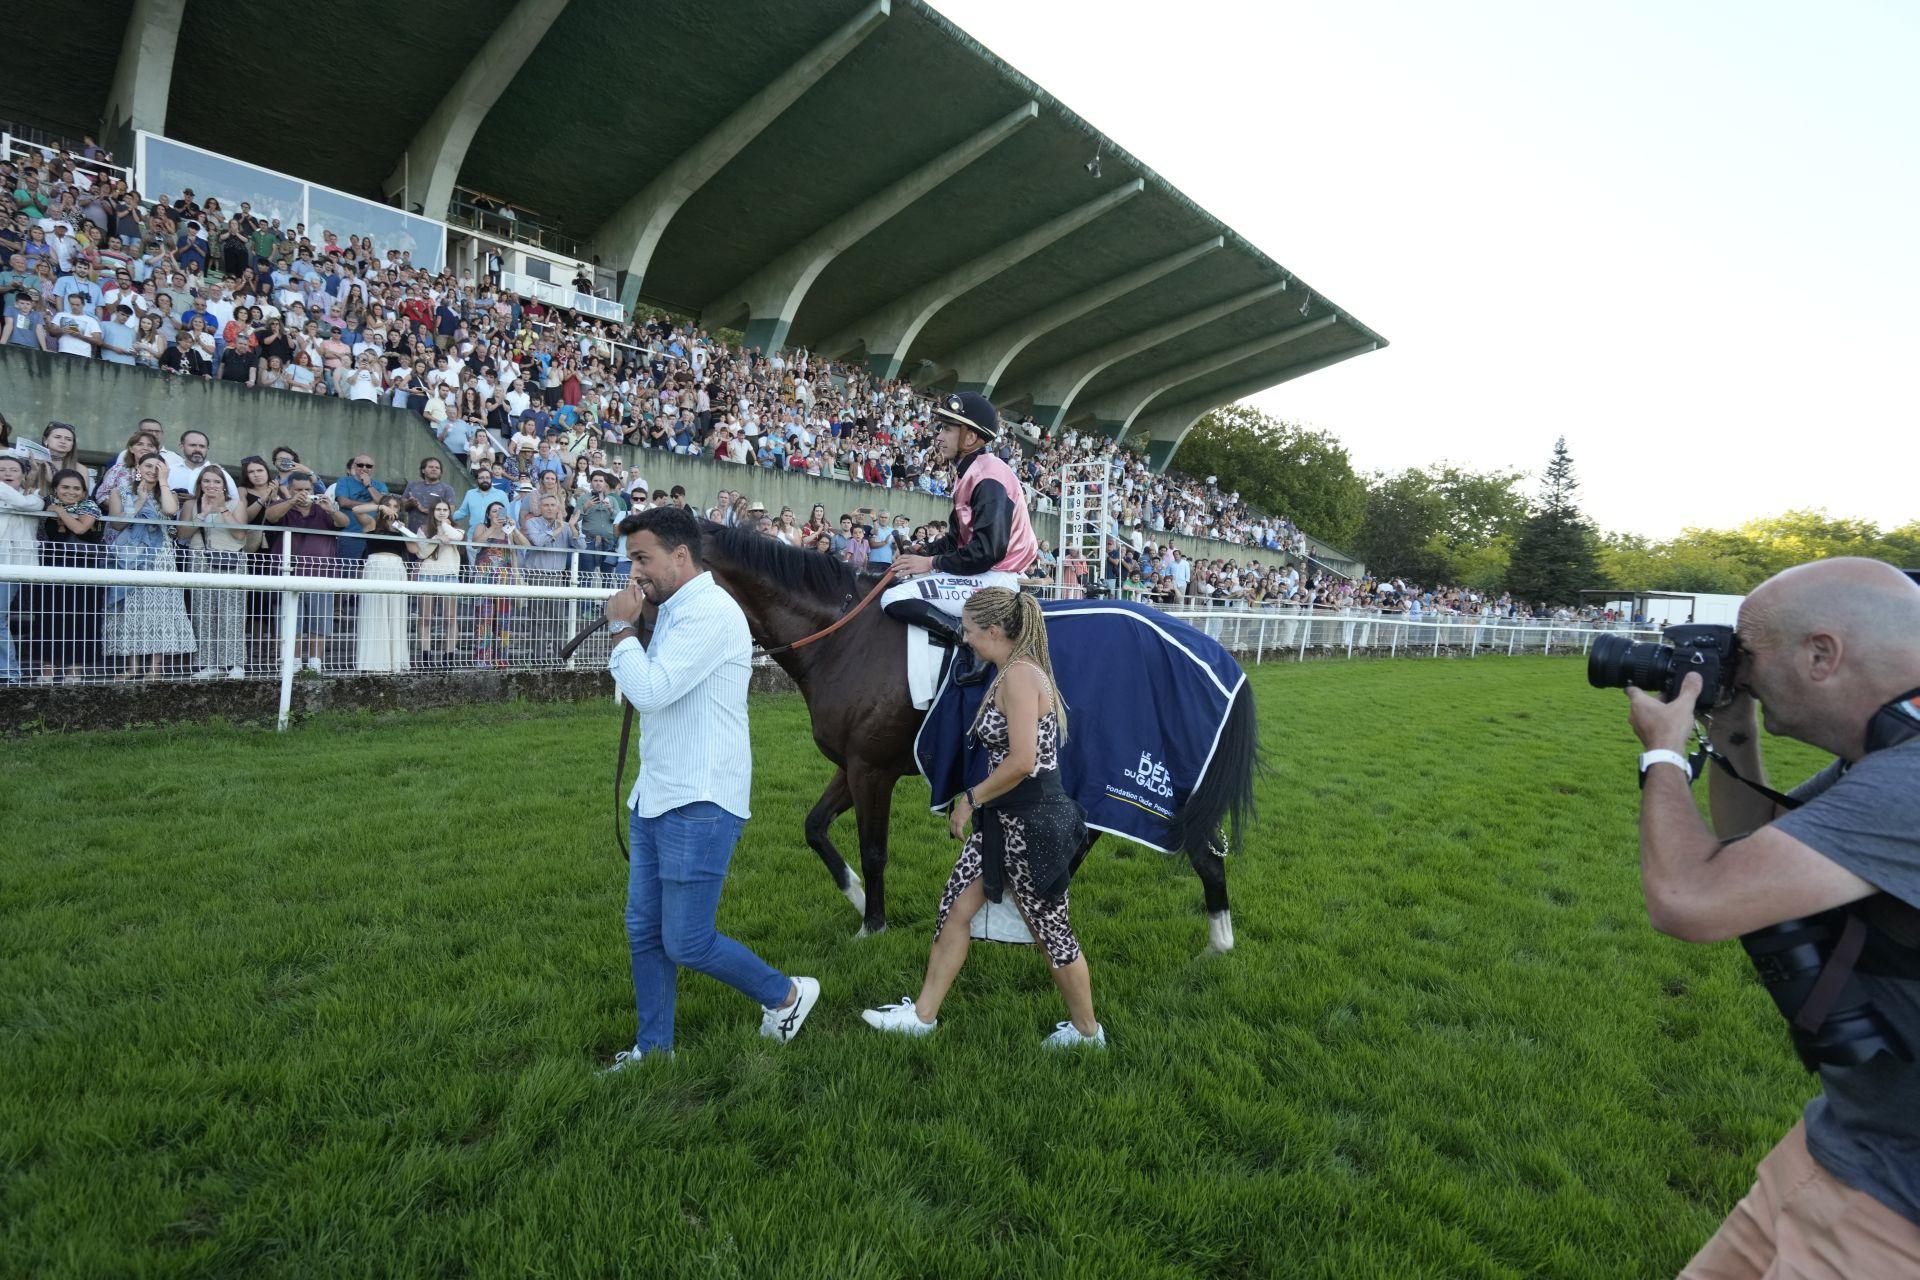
1298, 617, 1309, 661
1509, 626, 1517, 655
565, 549, 580, 670
1255, 616, 1265, 665
275, 531, 298, 732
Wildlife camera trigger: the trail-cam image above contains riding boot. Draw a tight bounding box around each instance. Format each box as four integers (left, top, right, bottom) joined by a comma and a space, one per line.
885, 598, 992, 686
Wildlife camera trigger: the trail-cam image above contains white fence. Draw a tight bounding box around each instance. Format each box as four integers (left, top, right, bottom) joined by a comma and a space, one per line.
2, 514, 1654, 730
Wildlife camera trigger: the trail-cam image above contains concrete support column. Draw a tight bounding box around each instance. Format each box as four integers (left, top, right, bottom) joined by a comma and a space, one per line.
384, 0, 573, 218
702, 100, 1040, 353
101, 0, 186, 162
999, 279, 1287, 434
820, 179, 1143, 374
592, 0, 890, 311
926, 237, 1222, 395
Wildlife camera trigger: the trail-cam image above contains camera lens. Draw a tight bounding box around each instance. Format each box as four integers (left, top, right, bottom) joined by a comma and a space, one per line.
1587, 634, 1675, 692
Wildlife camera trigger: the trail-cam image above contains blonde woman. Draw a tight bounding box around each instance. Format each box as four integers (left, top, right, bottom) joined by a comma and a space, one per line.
862, 588, 1102, 1048
414, 498, 464, 668
177, 466, 250, 677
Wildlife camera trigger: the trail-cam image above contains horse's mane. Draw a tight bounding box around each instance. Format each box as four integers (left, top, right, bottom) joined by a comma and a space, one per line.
703, 521, 860, 602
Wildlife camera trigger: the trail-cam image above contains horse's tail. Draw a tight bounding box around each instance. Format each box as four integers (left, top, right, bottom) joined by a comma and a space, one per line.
1166, 678, 1263, 859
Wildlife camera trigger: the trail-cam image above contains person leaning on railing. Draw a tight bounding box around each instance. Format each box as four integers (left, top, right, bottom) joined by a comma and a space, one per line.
26, 467, 105, 683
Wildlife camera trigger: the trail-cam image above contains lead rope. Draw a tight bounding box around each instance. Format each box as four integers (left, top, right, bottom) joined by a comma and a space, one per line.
755, 562, 901, 656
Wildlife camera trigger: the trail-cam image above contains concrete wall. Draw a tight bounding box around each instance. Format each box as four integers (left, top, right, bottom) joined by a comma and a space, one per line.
0, 345, 1345, 572
0, 346, 467, 484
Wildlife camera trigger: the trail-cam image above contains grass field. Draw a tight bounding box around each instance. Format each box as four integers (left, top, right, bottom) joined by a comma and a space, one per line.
2, 658, 1830, 1278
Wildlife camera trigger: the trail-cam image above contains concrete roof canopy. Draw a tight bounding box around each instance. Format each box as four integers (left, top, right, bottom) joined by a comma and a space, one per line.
0, 0, 1383, 468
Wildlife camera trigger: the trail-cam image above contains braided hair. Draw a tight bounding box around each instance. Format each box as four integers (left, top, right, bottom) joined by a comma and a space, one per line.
963, 588, 1068, 742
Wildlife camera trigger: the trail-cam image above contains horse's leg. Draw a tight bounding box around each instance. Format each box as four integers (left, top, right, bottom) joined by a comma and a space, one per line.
803, 768, 863, 916
847, 763, 899, 938
1189, 835, 1234, 953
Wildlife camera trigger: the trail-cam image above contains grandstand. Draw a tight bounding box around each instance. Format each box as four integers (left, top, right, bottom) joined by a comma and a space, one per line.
2, 0, 1383, 474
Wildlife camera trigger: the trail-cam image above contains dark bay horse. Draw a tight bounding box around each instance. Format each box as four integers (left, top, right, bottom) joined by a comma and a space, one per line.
694, 522, 1260, 952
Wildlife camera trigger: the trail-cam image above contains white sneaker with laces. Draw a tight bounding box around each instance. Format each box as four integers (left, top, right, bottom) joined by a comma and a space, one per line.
598, 1046, 673, 1075
761, 976, 820, 1044
226, 665, 246, 679
1042, 1020, 1107, 1050
192, 667, 217, 680
861, 996, 936, 1035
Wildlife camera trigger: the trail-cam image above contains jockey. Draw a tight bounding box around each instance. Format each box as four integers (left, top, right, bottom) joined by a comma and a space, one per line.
885, 391, 1038, 684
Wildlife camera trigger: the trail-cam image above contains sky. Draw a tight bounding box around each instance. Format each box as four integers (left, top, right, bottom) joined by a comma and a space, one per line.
937, 0, 1918, 539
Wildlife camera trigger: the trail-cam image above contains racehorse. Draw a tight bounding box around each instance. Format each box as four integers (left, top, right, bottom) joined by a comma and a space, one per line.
666, 522, 1259, 951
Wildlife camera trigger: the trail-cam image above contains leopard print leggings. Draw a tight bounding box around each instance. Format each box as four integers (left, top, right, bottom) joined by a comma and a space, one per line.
933, 814, 1082, 968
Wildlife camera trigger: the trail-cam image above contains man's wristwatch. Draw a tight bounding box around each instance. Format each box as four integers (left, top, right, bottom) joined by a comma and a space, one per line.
608, 619, 633, 634
1638, 749, 1691, 788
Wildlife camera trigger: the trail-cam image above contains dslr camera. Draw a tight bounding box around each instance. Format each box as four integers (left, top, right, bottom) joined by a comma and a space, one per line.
1587, 623, 1743, 709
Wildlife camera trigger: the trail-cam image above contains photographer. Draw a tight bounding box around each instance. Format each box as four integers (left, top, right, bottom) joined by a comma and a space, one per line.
1624, 558, 1920, 1276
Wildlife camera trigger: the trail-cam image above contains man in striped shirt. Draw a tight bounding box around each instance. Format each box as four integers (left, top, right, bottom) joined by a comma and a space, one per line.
600, 506, 820, 1071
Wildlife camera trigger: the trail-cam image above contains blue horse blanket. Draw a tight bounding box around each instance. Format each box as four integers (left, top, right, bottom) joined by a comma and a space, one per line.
912, 600, 1246, 852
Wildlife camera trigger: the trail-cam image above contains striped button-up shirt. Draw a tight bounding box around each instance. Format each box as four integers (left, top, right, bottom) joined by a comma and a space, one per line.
608, 571, 753, 820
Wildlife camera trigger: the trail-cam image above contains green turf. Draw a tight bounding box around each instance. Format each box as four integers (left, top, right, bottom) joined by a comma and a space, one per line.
1, 658, 1830, 1278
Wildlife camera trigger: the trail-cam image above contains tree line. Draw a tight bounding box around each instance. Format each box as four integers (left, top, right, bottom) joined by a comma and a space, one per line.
1174, 406, 1918, 605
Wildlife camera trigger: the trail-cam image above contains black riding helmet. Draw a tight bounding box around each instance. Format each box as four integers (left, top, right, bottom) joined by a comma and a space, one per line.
932, 391, 998, 446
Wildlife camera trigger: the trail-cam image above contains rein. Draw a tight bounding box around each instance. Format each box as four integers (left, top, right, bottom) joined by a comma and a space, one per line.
555, 562, 900, 859
754, 562, 900, 657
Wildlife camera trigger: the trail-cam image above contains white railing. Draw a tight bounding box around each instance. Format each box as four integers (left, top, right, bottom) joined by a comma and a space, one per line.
1, 132, 134, 188
1162, 607, 1659, 661
500, 270, 626, 323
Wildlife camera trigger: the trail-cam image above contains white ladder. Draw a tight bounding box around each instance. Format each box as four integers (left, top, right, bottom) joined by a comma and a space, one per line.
1056, 459, 1111, 596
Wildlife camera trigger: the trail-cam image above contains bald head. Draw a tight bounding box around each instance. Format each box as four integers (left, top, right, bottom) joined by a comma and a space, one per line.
1744, 559, 1920, 673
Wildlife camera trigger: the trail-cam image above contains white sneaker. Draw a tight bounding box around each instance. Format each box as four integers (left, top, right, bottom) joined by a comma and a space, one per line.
226, 665, 246, 680
861, 996, 936, 1036
301, 658, 320, 672
761, 976, 820, 1044
1041, 1020, 1107, 1050
598, 1046, 673, 1075
192, 667, 217, 680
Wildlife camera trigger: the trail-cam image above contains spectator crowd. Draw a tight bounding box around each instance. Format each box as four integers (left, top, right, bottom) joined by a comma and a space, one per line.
0, 134, 1635, 686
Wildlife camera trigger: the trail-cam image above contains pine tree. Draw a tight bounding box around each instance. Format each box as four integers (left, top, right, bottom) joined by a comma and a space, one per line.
1506, 437, 1601, 606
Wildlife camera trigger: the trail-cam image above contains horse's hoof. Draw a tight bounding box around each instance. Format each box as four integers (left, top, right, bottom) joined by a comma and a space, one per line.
842, 874, 867, 915
854, 922, 887, 940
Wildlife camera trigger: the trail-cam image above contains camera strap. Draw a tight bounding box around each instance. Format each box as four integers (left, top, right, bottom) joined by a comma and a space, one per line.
1689, 739, 1804, 812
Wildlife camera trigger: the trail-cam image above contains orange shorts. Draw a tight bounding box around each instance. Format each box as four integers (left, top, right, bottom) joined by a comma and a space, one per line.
1680, 1120, 1920, 1279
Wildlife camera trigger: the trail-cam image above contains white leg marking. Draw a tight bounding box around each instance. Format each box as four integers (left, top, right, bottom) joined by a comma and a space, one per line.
1207, 910, 1235, 954
843, 871, 867, 915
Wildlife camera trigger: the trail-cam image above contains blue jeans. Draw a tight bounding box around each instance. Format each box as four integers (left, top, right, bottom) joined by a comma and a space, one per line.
625, 802, 788, 1051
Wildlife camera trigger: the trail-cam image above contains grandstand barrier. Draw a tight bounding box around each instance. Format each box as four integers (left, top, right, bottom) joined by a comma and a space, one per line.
1, 513, 1656, 734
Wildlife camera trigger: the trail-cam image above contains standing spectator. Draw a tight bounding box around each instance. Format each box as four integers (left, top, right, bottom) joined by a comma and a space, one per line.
414, 499, 464, 669
523, 492, 581, 644
354, 494, 424, 673
452, 465, 510, 531
469, 505, 526, 668
176, 466, 249, 678
168, 430, 227, 495
0, 453, 47, 683
103, 454, 194, 680
576, 471, 621, 586
47, 291, 102, 358
2, 289, 49, 350
98, 303, 138, 365
30, 467, 105, 683
401, 457, 456, 536
332, 453, 386, 562
265, 473, 349, 672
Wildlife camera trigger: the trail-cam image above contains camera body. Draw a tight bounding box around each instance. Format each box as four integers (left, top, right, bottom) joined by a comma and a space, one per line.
1588, 623, 1742, 710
